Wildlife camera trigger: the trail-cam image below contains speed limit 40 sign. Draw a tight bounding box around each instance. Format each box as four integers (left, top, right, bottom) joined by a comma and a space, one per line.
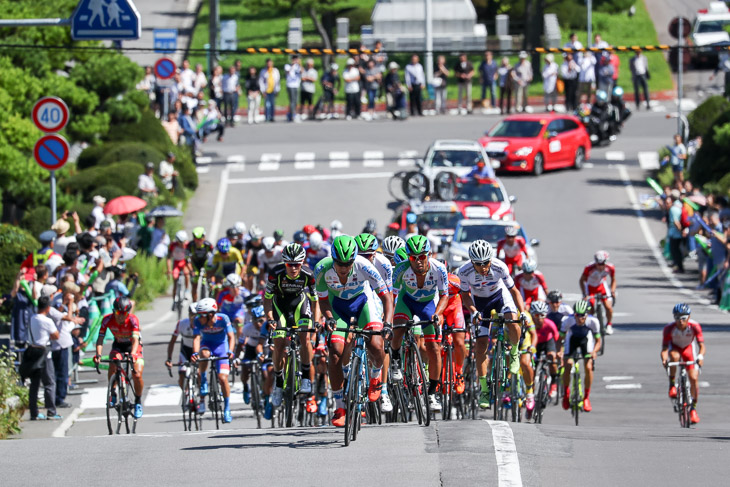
32, 97, 69, 133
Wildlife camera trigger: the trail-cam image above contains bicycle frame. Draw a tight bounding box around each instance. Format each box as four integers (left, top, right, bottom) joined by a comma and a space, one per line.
168, 361, 201, 431
586, 293, 608, 356
666, 360, 698, 428
97, 355, 137, 435
197, 356, 228, 430
392, 320, 432, 427
343, 324, 381, 446
481, 313, 523, 421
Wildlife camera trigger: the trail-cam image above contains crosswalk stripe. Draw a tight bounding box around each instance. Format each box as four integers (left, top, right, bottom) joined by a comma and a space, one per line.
227, 155, 245, 164
196, 156, 213, 165
605, 383, 642, 390
294, 152, 316, 170
397, 150, 419, 167
329, 151, 350, 168
363, 150, 384, 167
229, 163, 246, 172
258, 153, 281, 171
196, 166, 210, 174
605, 151, 625, 161
144, 384, 182, 407
79, 386, 109, 409
638, 151, 659, 170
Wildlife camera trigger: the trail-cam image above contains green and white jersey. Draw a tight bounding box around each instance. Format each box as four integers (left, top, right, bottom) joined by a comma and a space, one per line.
392, 258, 448, 303
314, 255, 388, 300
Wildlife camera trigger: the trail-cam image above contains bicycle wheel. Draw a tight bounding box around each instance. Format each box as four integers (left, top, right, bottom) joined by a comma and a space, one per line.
105, 373, 120, 435
465, 356, 478, 420
251, 367, 263, 429
120, 372, 133, 434
535, 367, 549, 424
176, 275, 185, 321
678, 373, 688, 428
210, 370, 221, 430
572, 369, 581, 427
182, 373, 192, 431
491, 342, 504, 421
285, 351, 298, 428
597, 303, 606, 356
441, 347, 453, 421
412, 346, 431, 427
344, 354, 361, 446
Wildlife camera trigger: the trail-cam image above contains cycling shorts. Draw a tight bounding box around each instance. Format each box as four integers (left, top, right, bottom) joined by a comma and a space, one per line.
200, 342, 231, 375
329, 292, 383, 344
474, 291, 517, 338
564, 334, 595, 359
444, 299, 465, 330
668, 342, 699, 371
272, 293, 314, 339
172, 260, 189, 280
587, 283, 611, 300
111, 340, 144, 366
178, 344, 193, 373
242, 344, 258, 362
395, 293, 439, 342
521, 287, 546, 306
503, 255, 524, 274
536, 338, 556, 356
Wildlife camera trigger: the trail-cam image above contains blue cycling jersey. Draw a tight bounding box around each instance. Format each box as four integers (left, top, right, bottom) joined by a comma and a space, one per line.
193, 313, 234, 346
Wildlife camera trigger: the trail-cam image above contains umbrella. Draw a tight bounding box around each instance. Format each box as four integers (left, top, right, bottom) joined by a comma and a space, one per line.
148, 205, 183, 218
104, 196, 147, 216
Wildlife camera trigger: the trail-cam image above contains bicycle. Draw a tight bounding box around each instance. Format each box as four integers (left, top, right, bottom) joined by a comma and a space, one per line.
198, 355, 228, 430
272, 323, 318, 428
666, 360, 698, 428
586, 293, 609, 356
193, 266, 210, 301
392, 320, 431, 427
173, 271, 187, 321
461, 322, 480, 420
96, 354, 138, 435
567, 349, 592, 427
480, 313, 524, 422
532, 351, 557, 424
239, 356, 266, 429
439, 325, 468, 420
385, 344, 410, 424
167, 360, 201, 431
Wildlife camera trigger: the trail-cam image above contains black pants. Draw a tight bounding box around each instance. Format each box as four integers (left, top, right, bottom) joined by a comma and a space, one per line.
52, 347, 69, 405
409, 85, 423, 115
669, 237, 684, 272
632, 75, 650, 107
564, 78, 578, 111
345, 93, 360, 118
223, 92, 236, 124
29, 355, 56, 418
499, 86, 512, 114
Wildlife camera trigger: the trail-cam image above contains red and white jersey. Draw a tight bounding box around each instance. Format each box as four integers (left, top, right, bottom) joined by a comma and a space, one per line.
100, 313, 141, 343
514, 271, 548, 293
168, 241, 188, 263
663, 321, 703, 349
497, 237, 527, 259
581, 262, 615, 288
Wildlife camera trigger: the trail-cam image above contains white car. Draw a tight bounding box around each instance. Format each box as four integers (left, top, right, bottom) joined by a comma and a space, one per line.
421, 139, 500, 177
690, 2, 730, 65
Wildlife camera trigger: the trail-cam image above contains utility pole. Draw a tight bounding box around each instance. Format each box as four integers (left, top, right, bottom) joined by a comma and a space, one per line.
586, 0, 592, 46
209, 0, 218, 67
677, 17, 684, 140
425, 0, 433, 85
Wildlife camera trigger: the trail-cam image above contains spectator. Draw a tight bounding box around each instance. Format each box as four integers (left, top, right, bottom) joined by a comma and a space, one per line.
667, 189, 686, 273
179, 59, 195, 94
630, 48, 651, 110
405, 54, 425, 117
178, 105, 198, 155
592, 33, 609, 49
343, 58, 361, 120
210, 65, 224, 109
479, 51, 498, 109
497, 57, 512, 114
454, 53, 474, 114
193, 63, 208, 95
578, 52, 596, 99
384, 62, 406, 118
10, 270, 34, 346
597, 53, 614, 94
159, 152, 178, 195
609, 52, 620, 88
222, 65, 241, 127
373, 40, 388, 99
136, 65, 156, 110
364, 59, 382, 120
244, 66, 261, 125
137, 217, 155, 256
151, 216, 169, 260
138, 162, 158, 201
106, 265, 131, 299
259, 58, 281, 122
560, 52, 580, 111
199, 100, 225, 142
162, 111, 181, 145
52, 212, 81, 256
663, 133, 687, 190
687, 135, 702, 172
563, 32, 584, 62
91, 195, 106, 229
284, 55, 302, 122
513, 51, 533, 112
319, 63, 340, 120
300, 58, 318, 120
433, 55, 449, 114
542, 53, 559, 112
28, 296, 61, 420
47, 285, 77, 409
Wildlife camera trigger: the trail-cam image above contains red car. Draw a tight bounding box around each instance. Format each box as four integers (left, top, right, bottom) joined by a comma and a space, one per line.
452, 177, 516, 221
479, 113, 591, 175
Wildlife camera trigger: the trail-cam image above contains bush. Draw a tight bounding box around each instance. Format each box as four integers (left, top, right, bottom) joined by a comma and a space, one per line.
98, 142, 166, 168
0, 224, 39, 292
76, 142, 118, 170
125, 252, 170, 309
688, 96, 730, 139
94, 184, 127, 202
20, 207, 52, 239
63, 161, 144, 197
690, 110, 730, 186
104, 109, 173, 154
0, 351, 27, 439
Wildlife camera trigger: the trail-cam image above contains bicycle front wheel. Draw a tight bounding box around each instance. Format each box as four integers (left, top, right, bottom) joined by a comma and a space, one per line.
571, 369, 581, 427
491, 342, 504, 421
105, 374, 120, 435
441, 347, 453, 421
251, 367, 263, 429
410, 346, 431, 427
285, 352, 298, 428
210, 371, 221, 430
510, 372, 519, 423
344, 354, 361, 446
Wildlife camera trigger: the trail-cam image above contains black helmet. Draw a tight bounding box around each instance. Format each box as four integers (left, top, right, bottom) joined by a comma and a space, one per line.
244, 294, 262, 308
293, 230, 307, 244
113, 296, 132, 313
363, 218, 377, 234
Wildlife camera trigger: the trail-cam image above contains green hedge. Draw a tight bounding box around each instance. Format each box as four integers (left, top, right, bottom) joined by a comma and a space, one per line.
63, 160, 144, 196
104, 109, 172, 154
690, 110, 730, 187
97, 142, 165, 168
688, 96, 730, 140
0, 224, 39, 292
20, 207, 52, 239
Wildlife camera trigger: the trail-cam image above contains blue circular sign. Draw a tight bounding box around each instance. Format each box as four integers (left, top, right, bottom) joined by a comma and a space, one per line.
34, 134, 70, 170
154, 57, 176, 80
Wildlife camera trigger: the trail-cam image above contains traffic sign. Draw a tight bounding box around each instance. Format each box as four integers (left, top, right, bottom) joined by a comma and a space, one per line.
34, 135, 70, 171
669, 17, 691, 39
71, 0, 141, 41
32, 97, 69, 133
154, 57, 177, 80
154, 28, 178, 53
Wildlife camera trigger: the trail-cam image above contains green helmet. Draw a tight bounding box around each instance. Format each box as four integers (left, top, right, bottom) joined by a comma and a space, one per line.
192, 226, 206, 239
331, 235, 358, 263
393, 247, 409, 265
574, 300, 589, 315
405, 234, 431, 255
355, 233, 378, 253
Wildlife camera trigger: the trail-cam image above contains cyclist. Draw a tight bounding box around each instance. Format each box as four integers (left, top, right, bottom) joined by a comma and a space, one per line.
496, 225, 528, 275
238, 300, 267, 405
257, 236, 283, 290
244, 225, 265, 290
167, 230, 191, 308
93, 297, 145, 419
165, 302, 197, 389
381, 235, 406, 266
209, 238, 244, 284
514, 260, 549, 306
579, 250, 617, 335
457, 240, 526, 409
560, 299, 601, 413
264, 243, 320, 415
661, 303, 705, 424
530, 300, 560, 398
216, 273, 250, 353
273, 229, 288, 248
188, 227, 214, 302
230, 223, 247, 252
315, 235, 394, 427
226, 227, 243, 253
445, 274, 467, 394
306, 231, 331, 269
191, 298, 235, 423
391, 235, 448, 411
546, 289, 573, 329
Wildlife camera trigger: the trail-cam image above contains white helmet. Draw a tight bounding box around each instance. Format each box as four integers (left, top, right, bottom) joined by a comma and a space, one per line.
196, 297, 218, 313
234, 221, 247, 235
505, 225, 519, 237
223, 273, 242, 288
530, 300, 549, 315
382, 235, 405, 257
188, 302, 198, 314
249, 224, 263, 240
468, 240, 494, 263
330, 219, 343, 231
309, 231, 324, 251
262, 236, 276, 252
594, 250, 609, 264
175, 230, 188, 242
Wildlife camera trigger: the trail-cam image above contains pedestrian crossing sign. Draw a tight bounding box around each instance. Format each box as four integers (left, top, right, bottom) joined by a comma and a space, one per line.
71, 0, 141, 41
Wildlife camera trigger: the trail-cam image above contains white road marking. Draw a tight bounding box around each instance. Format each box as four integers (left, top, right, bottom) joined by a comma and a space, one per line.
363, 150, 385, 167
329, 151, 350, 168
142, 310, 174, 331
605, 151, 625, 161
210, 165, 230, 240
638, 151, 659, 170
75, 409, 253, 422
294, 152, 316, 170
52, 407, 85, 437
397, 150, 419, 167
229, 171, 393, 185
699, 381, 710, 388
605, 383, 642, 390
229, 163, 246, 172
227, 155, 245, 164
258, 153, 281, 171
144, 384, 182, 407
195, 166, 210, 174
603, 376, 635, 382
80, 386, 108, 409
582, 162, 594, 168
486, 420, 523, 487
196, 156, 213, 165
562, 293, 583, 302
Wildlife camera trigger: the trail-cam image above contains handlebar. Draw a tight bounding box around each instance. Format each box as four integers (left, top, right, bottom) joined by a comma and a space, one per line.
95, 354, 134, 374
393, 320, 437, 329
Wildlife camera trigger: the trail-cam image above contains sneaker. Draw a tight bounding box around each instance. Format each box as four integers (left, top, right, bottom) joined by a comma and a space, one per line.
272, 386, 283, 407
562, 390, 570, 410
46, 413, 63, 420
56, 402, 72, 409
429, 394, 442, 412
390, 366, 403, 381
263, 398, 273, 420
479, 390, 491, 409
200, 381, 209, 396
318, 397, 328, 416
331, 407, 346, 427
134, 404, 143, 418
583, 397, 592, 412
689, 408, 700, 424
526, 393, 535, 412
605, 324, 614, 335
668, 385, 677, 399
223, 409, 233, 423
109, 391, 117, 407
300, 378, 312, 394
368, 377, 382, 402
549, 383, 558, 398
197, 401, 206, 414
306, 396, 317, 414
32, 413, 47, 421
381, 393, 393, 413
455, 374, 465, 394
243, 386, 250, 405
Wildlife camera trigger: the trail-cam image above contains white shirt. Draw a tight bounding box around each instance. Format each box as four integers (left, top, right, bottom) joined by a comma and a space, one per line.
343, 67, 361, 94
405, 62, 426, 88
152, 229, 170, 258
284, 63, 301, 89
180, 68, 195, 93
159, 160, 175, 188
194, 71, 208, 94
630, 54, 648, 76
30, 313, 56, 349
542, 61, 558, 92
560, 60, 580, 81
222, 73, 239, 93
301, 68, 318, 93
578, 55, 596, 83
138, 173, 156, 193
91, 205, 105, 228
55, 235, 76, 256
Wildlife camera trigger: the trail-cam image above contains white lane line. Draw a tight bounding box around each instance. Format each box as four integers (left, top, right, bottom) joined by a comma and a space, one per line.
143, 310, 174, 331
258, 153, 281, 171
75, 409, 253, 422
196, 156, 213, 165
144, 384, 182, 407
562, 293, 583, 302
229, 171, 393, 185
582, 162, 594, 168
329, 151, 350, 168
294, 152, 316, 170
52, 407, 85, 437
363, 150, 384, 167
605, 151, 625, 161
229, 163, 246, 172
80, 386, 108, 409
227, 155, 245, 164
605, 383, 642, 390
603, 376, 634, 382
210, 164, 230, 240
196, 166, 210, 174
638, 151, 659, 170
699, 381, 710, 388
397, 150, 419, 167
486, 420, 523, 487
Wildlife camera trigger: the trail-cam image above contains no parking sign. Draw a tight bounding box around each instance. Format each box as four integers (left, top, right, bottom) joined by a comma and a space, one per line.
34, 134, 70, 171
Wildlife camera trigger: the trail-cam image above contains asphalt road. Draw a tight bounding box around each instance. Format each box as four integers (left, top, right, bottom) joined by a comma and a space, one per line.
8, 107, 730, 485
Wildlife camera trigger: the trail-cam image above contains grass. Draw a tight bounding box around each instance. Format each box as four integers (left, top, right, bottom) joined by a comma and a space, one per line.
0, 352, 27, 439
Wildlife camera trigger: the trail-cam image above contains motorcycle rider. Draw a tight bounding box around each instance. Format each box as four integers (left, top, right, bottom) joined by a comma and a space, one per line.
590, 89, 613, 143
610, 86, 631, 130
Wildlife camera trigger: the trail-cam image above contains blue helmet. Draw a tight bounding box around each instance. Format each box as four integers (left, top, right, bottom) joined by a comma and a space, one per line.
596, 90, 608, 103
216, 237, 231, 253
251, 305, 265, 319
672, 303, 691, 317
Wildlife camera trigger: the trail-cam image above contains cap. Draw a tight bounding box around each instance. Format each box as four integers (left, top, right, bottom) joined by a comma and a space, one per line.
40, 284, 57, 298
167, 151, 176, 159
61, 281, 81, 295
330, 63, 339, 71
92, 195, 106, 205
406, 213, 417, 224
670, 189, 681, 200
51, 219, 70, 235
388, 61, 399, 70
545, 53, 554, 62
145, 162, 155, 170
39, 230, 57, 244
519, 51, 528, 59
100, 220, 112, 229
346, 58, 355, 66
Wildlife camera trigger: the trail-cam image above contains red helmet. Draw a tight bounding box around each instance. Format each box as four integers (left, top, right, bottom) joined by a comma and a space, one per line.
302, 225, 316, 235
448, 274, 461, 296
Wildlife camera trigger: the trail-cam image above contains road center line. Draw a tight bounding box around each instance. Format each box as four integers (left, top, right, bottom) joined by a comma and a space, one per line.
210, 165, 230, 240
486, 420, 523, 487
228, 171, 393, 185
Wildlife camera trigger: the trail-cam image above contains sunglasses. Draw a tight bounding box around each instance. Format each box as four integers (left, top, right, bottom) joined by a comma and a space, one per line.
285, 262, 302, 268
334, 260, 354, 267
360, 253, 374, 259
675, 315, 689, 321
575, 313, 586, 318
114, 309, 129, 316
409, 254, 428, 262
472, 260, 491, 267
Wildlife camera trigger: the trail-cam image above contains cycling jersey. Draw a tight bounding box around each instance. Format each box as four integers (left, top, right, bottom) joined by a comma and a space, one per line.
371, 253, 394, 292
535, 317, 559, 345
216, 286, 250, 324
189, 241, 214, 270
265, 263, 317, 332
561, 315, 600, 356
392, 259, 448, 341
168, 241, 188, 263
497, 237, 527, 273
663, 320, 703, 370
100, 313, 141, 343
193, 313, 234, 347
306, 246, 331, 270
246, 240, 263, 269
210, 248, 244, 277
581, 262, 615, 293
257, 247, 283, 275
547, 304, 573, 330
514, 271, 548, 304
457, 258, 514, 298
173, 317, 195, 348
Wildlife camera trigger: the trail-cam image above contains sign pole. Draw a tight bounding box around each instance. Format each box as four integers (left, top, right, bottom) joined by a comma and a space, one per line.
677, 18, 684, 141
50, 170, 57, 225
